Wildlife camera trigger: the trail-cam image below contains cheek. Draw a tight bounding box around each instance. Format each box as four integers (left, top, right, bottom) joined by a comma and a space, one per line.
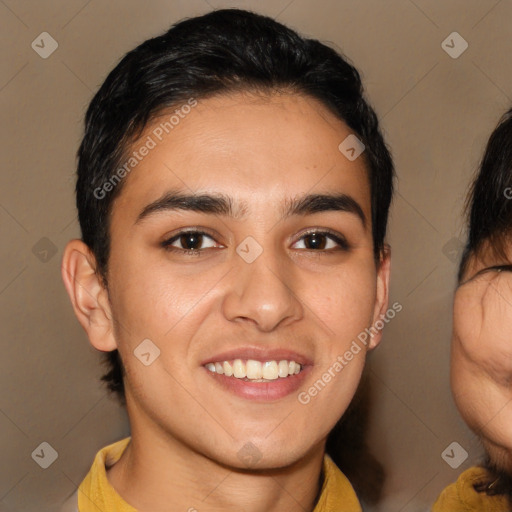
109, 253, 223, 342
456, 375, 512, 457
293, 267, 375, 438
452, 291, 512, 452
452, 291, 481, 354
317, 266, 376, 329
454, 288, 512, 382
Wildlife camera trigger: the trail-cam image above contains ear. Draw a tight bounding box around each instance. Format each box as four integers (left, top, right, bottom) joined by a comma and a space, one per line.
61, 239, 117, 352
368, 243, 391, 350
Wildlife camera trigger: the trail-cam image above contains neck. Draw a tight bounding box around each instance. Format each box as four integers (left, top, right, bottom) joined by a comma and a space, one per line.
106, 408, 326, 512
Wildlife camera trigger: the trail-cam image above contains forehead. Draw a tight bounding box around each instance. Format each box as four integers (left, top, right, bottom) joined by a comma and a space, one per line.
111, 91, 371, 221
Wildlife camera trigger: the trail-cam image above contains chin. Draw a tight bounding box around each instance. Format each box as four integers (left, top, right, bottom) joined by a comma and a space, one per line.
215, 441, 314, 473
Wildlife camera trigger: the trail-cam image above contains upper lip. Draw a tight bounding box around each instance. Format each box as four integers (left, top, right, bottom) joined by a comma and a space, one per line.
200, 347, 313, 367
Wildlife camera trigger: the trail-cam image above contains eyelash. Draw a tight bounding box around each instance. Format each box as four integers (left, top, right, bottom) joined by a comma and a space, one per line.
486, 264, 512, 273
295, 229, 350, 252
161, 230, 220, 256
462, 264, 512, 286
161, 228, 350, 255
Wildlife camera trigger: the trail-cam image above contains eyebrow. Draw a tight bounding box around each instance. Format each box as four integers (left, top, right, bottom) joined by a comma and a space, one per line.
135, 190, 367, 227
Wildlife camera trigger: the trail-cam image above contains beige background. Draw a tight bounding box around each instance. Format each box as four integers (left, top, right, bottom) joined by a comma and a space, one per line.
1, 0, 511, 510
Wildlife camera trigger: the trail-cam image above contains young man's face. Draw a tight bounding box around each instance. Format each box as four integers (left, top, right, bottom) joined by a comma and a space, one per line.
451, 246, 512, 473
65, 91, 389, 469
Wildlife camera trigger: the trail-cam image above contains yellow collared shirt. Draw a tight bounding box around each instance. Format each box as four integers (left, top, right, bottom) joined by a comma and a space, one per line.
433, 466, 511, 511
73, 437, 362, 512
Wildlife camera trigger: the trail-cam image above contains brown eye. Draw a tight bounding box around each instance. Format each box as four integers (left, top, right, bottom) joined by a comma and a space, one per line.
179, 233, 203, 250
162, 231, 218, 253
304, 233, 327, 249
292, 231, 350, 251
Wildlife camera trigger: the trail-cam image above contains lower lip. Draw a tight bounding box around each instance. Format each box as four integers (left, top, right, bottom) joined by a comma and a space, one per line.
203, 365, 312, 401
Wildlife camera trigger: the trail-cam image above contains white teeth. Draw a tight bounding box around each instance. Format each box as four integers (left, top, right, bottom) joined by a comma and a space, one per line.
246, 360, 263, 379
223, 361, 233, 377
205, 359, 303, 380
278, 360, 289, 378
233, 359, 246, 378
262, 361, 278, 380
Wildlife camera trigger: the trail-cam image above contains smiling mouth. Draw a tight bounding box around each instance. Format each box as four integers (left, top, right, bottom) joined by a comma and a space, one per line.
204, 359, 303, 382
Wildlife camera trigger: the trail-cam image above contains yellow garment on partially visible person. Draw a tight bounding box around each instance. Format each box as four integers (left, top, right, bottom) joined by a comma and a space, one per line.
433, 466, 511, 511
77, 437, 363, 512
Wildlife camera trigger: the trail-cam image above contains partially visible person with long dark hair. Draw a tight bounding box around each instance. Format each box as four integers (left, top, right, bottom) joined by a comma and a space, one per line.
434, 109, 512, 510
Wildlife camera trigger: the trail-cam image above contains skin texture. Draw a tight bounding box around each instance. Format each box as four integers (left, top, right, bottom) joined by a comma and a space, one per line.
61, 91, 390, 512
451, 248, 512, 474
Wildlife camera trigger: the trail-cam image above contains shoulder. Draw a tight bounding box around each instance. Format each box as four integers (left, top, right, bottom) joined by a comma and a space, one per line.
433, 466, 510, 511
58, 437, 131, 512
314, 454, 362, 512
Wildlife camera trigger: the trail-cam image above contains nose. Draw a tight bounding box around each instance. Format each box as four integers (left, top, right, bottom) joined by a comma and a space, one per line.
221, 248, 304, 332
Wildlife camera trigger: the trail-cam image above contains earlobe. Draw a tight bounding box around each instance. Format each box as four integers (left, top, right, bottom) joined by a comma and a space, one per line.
368, 244, 391, 350
61, 239, 117, 352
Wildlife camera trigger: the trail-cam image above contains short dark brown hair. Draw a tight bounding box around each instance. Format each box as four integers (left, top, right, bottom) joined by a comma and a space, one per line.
75, 8, 394, 402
